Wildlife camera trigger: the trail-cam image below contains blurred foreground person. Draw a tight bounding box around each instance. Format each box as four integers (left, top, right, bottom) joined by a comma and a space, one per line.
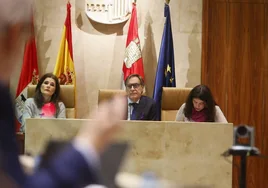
0, 0, 126, 187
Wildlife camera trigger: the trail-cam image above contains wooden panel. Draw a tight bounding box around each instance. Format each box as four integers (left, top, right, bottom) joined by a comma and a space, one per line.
212, 0, 228, 2
227, 3, 265, 124
228, 0, 266, 3
212, 0, 266, 3
202, 1, 228, 111
229, 4, 266, 187
202, 1, 268, 188
261, 3, 268, 184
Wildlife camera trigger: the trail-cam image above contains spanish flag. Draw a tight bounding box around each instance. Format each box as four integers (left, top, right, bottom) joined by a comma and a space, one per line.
53, 2, 75, 86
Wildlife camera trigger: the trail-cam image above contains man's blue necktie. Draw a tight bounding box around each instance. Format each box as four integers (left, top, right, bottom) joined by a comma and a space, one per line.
130, 103, 137, 120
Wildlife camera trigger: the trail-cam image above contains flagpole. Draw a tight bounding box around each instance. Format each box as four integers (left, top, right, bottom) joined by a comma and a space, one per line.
165, 0, 170, 4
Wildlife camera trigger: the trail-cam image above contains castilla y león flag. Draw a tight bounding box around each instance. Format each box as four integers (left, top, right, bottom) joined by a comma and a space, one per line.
122, 2, 144, 82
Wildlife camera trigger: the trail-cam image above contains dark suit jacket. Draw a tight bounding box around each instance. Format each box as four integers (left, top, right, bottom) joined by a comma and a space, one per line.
0, 84, 99, 188
131, 96, 157, 121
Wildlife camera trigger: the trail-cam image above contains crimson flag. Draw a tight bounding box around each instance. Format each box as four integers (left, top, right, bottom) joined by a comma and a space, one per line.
15, 19, 39, 132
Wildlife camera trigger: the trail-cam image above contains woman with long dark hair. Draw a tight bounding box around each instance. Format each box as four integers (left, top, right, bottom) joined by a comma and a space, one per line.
175, 85, 227, 122
21, 73, 66, 132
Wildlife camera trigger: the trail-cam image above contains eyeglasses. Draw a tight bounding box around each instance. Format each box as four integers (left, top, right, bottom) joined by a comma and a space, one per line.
126, 83, 141, 89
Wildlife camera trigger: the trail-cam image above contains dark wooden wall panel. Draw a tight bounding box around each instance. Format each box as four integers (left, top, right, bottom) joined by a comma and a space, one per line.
227, 3, 265, 124
202, 0, 268, 188
207, 3, 228, 109
262, 4, 268, 187
229, 0, 266, 3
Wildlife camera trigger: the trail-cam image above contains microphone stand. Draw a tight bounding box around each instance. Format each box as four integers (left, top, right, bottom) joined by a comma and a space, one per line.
223, 146, 260, 188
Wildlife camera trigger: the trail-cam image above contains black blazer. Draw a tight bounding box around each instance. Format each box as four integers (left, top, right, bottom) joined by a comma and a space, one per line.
131, 96, 157, 121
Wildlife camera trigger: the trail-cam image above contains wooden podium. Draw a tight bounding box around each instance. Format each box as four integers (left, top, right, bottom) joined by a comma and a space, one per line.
25, 119, 233, 188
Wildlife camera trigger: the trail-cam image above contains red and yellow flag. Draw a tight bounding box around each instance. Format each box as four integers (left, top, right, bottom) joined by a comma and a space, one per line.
53, 2, 75, 86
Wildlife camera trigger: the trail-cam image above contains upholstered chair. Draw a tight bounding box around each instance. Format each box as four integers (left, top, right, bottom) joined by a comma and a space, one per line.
161, 87, 192, 121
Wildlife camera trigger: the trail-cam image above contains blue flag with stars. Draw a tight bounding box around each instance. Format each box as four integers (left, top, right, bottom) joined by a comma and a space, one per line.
153, 3, 176, 120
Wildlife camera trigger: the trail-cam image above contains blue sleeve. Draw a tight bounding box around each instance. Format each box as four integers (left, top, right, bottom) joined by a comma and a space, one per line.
0, 84, 26, 185
24, 144, 100, 188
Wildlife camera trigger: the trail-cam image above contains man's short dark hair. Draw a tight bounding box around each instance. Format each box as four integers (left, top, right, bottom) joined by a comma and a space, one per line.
124, 74, 144, 86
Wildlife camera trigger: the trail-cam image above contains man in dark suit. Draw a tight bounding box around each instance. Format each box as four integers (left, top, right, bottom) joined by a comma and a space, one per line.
125, 74, 157, 121
0, 0, 127, 187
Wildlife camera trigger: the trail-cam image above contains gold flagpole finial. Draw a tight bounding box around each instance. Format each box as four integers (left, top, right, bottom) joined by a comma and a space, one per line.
165, 0, 170, 4
134, 0, 137, 3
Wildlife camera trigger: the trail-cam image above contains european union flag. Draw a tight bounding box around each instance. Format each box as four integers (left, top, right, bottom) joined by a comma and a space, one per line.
153, 3, 176, 120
